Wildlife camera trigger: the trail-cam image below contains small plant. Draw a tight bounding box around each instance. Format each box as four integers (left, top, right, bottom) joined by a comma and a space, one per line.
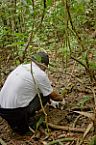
77, 95, 91, 108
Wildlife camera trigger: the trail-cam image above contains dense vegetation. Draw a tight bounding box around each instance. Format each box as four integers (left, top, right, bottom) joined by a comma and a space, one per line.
0, 0, 96, 62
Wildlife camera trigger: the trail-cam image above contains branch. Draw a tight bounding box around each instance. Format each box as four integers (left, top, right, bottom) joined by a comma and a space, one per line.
19, 0, 47, 63
48, 123, 86, 133
20, 32, 33, 63
30, 62, 47, 116
30, 62, 49, 133
0, 139, 7, 145
71, 56, 96, 82
40, 0, 46, 24
65, 0, 85, 51
32, 0, 35, 12
71, 56, 87, 70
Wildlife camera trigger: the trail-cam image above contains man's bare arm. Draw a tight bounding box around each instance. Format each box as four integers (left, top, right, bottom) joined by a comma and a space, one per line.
49, 91, 63, 101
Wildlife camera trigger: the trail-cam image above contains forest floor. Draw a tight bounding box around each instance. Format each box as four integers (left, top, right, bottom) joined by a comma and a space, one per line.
0, 49, 96, 145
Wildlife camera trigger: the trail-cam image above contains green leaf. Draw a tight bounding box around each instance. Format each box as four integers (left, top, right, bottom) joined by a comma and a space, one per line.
36, 116, 44, 131
47, 0, 52, 6
33, 54, 42, 63
77, 95, 91, 108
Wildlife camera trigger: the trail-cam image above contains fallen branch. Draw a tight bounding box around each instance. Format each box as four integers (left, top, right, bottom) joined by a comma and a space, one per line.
48, 123, 86, 133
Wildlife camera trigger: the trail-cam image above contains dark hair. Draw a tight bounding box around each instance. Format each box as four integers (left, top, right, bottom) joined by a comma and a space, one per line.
32, 51, 49, 66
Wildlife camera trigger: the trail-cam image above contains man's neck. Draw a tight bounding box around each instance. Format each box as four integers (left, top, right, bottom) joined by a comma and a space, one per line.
32, 61, 47, 71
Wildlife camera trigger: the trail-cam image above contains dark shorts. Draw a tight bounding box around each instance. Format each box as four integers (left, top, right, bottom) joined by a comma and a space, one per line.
0, 94, 49, 135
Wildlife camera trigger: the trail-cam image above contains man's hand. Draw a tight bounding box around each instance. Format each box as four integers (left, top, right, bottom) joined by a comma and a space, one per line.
49, 90, 63, 101
49, 98, 66, 110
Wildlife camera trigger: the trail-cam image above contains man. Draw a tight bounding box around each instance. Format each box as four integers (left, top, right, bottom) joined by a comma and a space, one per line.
0, 51, 64, 135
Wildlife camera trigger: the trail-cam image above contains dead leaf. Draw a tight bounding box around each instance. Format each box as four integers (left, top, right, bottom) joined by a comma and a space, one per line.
83, 122, 93, 138
74, 111, 95, 120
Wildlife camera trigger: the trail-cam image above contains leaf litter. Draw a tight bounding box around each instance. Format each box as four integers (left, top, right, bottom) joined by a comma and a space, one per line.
0, 50, 96, 145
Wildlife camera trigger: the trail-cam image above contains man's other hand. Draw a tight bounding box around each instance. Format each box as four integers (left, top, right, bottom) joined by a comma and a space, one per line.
49, 98, 66, 110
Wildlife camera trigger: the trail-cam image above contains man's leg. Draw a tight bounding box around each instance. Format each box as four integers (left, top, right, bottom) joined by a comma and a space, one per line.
0, 107, 29, 135
27, 94, 49, 116
27, 94, 49, 128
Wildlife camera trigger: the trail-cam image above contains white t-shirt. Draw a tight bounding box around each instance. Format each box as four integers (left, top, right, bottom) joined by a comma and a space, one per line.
0, 62, 53, 108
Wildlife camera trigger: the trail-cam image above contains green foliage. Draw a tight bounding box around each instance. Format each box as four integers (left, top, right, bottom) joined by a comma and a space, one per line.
0, 0, 95, 69
36, 115, 44, 131
77, 95, 91, 108
32, 54, 42, 63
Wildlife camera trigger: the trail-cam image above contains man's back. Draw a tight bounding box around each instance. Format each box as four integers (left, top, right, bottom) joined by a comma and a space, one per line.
0, 62, 53, 108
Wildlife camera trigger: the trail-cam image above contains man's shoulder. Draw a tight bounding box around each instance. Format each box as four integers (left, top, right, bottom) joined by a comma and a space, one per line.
33, 62, 46, 76
35, 67, 46, 78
